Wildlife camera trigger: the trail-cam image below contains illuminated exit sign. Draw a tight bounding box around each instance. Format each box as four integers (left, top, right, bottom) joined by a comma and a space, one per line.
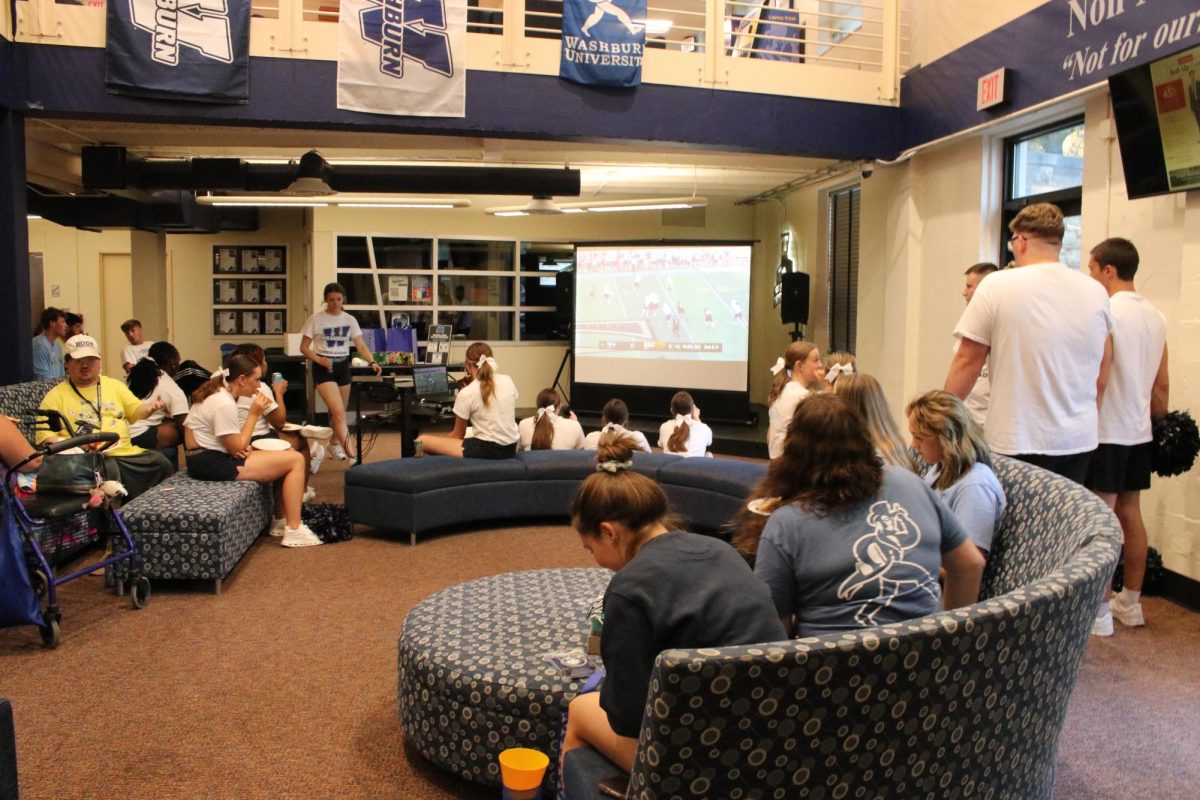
977, 68, 1010, 111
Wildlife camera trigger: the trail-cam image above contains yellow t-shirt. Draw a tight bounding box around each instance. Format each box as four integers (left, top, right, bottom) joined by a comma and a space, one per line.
36, 376, 145, 457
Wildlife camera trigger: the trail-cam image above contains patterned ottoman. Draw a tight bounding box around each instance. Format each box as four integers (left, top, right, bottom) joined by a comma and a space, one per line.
116, 470, 273, 593
398, 568, 612, 793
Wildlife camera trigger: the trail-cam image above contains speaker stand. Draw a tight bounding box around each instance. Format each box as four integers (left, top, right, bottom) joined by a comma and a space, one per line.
552, 343, 572, 402
788, 322, 804, 342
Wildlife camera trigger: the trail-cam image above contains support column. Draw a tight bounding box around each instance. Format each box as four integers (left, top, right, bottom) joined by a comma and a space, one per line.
129, 230, 169, 340
0, 108, 32, 385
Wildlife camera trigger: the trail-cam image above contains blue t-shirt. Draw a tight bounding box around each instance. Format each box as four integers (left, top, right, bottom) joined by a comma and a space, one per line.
754, 466, 968, 637
32, 335, 64, 379
925, 462, 1006, 553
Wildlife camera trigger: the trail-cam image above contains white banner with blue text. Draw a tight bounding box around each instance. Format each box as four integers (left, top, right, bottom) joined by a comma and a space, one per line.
560, 0, 646, 88
337, 0, 467, 118
105, 0, 250, 102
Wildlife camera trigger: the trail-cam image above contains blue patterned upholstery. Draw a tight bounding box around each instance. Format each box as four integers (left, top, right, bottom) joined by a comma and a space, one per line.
347, 451, 760, 542
115, 470, 273, 586
398, 568, 613, 794
599, 455, 1121, 800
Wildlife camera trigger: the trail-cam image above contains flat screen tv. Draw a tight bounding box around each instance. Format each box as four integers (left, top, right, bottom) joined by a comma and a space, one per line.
1108, 43, 1200, 200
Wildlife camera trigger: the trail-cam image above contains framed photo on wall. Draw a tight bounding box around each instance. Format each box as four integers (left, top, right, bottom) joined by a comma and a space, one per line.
214, 279, 240, 304
264, 311, 286, 334
263, 279, 285, 305
215, 247, 240, 273
242, 280, 263, 304
262, 248, 285, 274
215, 310, 240, 335
241, 311, 262, 335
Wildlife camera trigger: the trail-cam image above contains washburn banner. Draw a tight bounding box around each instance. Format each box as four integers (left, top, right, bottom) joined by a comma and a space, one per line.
105, 0, 250, 102
338, 0, 467, 118
560, 0, 647, 88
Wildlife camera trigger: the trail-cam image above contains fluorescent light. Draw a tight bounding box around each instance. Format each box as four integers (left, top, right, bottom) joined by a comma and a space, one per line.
197, 194, 470, 208
27, 214, 42, 220
643, 19, 672, 36
485, 196, 706, 216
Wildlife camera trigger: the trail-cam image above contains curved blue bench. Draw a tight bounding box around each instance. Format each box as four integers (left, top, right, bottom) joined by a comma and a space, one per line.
344, 451, 766, 544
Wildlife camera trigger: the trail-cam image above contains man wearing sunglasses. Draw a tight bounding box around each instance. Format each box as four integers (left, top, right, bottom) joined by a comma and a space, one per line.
944, 203, 1113, 485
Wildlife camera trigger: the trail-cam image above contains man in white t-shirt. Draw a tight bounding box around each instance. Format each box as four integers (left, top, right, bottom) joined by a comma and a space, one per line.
945, 203, 1113, 485
1083, 238, 1169, 636
957, 262, 998, 427
120, 319, 156, 374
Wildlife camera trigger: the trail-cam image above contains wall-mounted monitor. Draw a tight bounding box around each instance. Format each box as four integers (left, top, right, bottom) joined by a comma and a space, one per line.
1108, 44, 1200, 200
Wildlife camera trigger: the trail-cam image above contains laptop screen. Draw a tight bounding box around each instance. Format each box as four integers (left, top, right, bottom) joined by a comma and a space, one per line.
412, 366, 450, 397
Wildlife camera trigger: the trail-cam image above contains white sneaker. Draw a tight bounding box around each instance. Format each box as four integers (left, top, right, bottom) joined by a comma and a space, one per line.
300, 424, 333, 441
1110, 594, 1145, 627
281, 523, 324, 548
269, 517, 286, 537
329, 443, 348, 461
1091, 609, 1114, 637
302, 486, 317, 503
309, 442, 325, 474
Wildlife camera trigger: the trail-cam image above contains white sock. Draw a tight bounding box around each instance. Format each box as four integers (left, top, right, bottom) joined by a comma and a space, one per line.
1096, 601, 1111, 617
1119, 589, 1141, 605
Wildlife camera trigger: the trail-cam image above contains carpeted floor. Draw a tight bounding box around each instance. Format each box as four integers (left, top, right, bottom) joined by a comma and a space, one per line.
2, 433, 1198, 799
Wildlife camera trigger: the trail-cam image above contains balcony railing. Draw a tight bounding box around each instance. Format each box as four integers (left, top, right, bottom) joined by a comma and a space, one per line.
12, 0, 910, 105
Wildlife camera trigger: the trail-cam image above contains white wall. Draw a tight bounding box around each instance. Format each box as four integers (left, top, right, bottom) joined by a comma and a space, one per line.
909, 0, 1046, 68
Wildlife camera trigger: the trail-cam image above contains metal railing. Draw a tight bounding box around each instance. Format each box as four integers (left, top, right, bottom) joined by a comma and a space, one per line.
14, 0, 909, 103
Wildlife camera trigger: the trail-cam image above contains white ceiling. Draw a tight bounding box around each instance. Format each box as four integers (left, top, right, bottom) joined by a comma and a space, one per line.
24, 117, 836, 203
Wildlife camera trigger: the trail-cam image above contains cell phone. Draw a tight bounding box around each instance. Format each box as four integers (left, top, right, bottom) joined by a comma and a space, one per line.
559, 404, 571, 418
596, 775, 629, 799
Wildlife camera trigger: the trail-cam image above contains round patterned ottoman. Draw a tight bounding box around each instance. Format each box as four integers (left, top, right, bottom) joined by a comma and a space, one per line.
398, 568, 612, 791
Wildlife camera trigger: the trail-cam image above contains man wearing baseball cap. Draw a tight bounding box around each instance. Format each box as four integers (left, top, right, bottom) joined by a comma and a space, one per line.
36, 334, 174, 501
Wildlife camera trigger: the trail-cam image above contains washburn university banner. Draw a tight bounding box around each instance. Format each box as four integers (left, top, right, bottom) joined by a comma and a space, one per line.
105, 0, 250, 102
338, 0, 467, 118
560, 0, 647, 88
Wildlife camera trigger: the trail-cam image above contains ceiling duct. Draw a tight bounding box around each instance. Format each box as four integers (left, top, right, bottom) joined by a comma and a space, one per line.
82, 146, 582, 197
27, 185, 259, 233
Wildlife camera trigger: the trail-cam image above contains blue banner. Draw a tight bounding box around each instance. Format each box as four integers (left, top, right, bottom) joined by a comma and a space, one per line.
560, 0, 646, 88
105, 0, 251, 103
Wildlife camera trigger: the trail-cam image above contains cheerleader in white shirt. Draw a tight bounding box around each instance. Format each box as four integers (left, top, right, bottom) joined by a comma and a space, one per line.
417, 342, 520, 459
584, 398, 651, 453
518, 388, 586, 451
183, 355, 321, 548
765, 341, 823, 460
657, 391, 713, 458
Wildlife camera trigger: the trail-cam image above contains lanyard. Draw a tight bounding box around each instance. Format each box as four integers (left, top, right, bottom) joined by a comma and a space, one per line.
68, 378, 104, 429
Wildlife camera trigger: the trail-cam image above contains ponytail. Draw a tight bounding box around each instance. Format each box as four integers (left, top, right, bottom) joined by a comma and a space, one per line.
666, 391, 694, 453
466, 341, 497, 406
192, 354, 258, 404
127, 358, 162, 400
530, 388, 559, 450
767, 341, 817, 405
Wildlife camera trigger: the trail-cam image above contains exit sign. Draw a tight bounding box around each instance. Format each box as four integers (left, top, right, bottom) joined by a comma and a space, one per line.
977, 68, 1010, 111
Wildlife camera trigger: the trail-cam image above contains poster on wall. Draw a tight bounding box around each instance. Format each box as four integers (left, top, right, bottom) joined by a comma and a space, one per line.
388, 275, 410, 302
104, 0, 251, 103
215, 310, 239, 335
264, 311, 286, 335
1150, 45, 1200, 193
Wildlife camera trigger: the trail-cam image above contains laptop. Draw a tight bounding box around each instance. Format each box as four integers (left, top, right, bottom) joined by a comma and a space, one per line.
412, 365, 455, 402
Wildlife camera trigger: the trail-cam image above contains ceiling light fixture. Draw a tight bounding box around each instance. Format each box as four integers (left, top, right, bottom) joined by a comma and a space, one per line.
197, 194, 471, 209
484, 196, 706, 216
280, 150, 336, 197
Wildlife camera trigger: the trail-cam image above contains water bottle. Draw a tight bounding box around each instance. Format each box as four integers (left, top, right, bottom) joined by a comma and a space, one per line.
413, 439, 424, 459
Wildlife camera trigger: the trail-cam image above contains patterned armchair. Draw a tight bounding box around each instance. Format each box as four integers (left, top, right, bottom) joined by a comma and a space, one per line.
566, 456, 1122, 800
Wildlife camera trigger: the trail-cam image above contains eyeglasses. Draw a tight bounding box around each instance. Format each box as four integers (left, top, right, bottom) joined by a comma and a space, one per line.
1006, 233, 1026, 253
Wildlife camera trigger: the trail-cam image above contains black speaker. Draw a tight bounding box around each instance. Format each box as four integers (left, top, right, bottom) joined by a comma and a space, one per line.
781, 272, 810, 325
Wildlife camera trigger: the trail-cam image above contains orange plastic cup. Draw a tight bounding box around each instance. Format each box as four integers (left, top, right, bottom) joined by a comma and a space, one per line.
499, 747, 549, 794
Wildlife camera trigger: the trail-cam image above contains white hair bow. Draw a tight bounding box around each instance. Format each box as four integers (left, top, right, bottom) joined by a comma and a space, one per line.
596, 459, 633, 474
769, 357, 786, 376
674, 414, 688, 428
825, 363, 854, 383
475, 354, 497, 370
602, 422, 618, 432
535, 405, 556, 421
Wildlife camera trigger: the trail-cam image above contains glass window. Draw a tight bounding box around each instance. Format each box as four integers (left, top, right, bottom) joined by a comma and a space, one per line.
439, 310, 514, 341
519, 274, 560, 307
439, 239, 515, 271
344, 308, 382, 331
827, 185, 860, 355
520, 311, 568, 341
519, 242, 575, 272
336, 236, 370, 269
437, 275, 515, 306
335, 273, 379, 306
1001, 116, 1084, 267
377, 274, 434, 306
1009, 123, 1085, 200
373, 237, 432, 269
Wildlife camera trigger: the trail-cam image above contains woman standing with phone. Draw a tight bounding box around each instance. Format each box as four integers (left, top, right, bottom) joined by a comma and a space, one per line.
299, 283, 381, 460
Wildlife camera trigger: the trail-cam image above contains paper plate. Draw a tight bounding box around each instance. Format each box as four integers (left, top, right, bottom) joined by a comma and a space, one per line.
280, 423, 302, 432
252, 438, 292, 451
